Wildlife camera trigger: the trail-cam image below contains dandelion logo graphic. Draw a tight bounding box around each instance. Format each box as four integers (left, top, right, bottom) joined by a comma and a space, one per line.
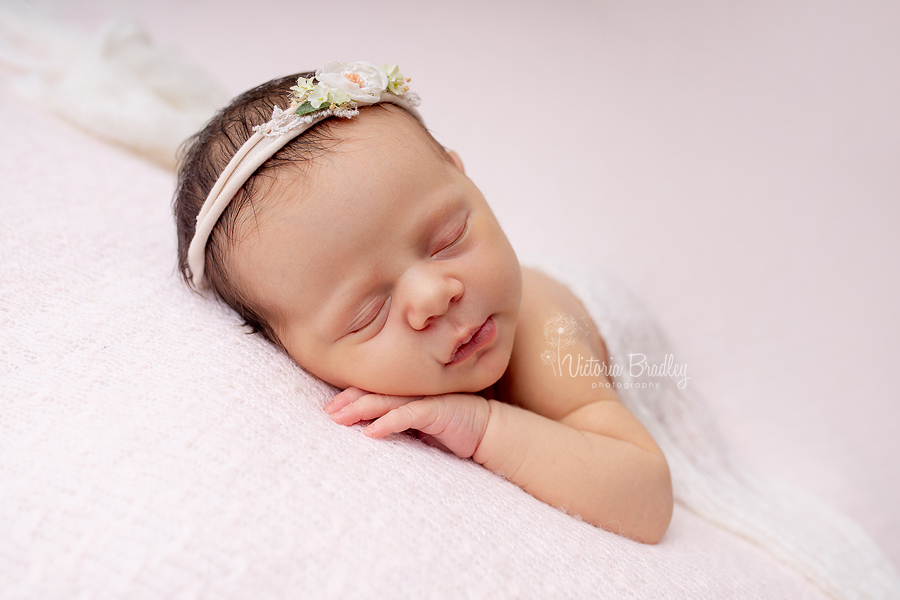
541, 312, 580, 376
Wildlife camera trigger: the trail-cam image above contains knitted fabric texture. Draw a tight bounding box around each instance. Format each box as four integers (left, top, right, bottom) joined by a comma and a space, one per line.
2, 10, 898, 599
2, 98, 898, 594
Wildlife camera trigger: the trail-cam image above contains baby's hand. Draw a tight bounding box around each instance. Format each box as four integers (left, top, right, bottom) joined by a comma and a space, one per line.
323, 387, 491, 459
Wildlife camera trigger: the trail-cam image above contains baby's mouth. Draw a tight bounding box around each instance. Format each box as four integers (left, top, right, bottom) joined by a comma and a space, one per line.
446, 316, 496, 365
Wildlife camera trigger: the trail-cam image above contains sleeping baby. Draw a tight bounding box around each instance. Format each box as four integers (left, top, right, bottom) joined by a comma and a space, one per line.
173, 61, 673, 544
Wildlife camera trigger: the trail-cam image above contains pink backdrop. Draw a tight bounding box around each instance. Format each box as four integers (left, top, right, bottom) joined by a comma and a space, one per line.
32, 0, 900, 566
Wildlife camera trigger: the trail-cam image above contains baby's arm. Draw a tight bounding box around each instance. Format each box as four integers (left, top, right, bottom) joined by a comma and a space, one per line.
324, 268, 673, 544
475, 398, 672, 544
327, 389, 671, 543
476, 267, 673, 543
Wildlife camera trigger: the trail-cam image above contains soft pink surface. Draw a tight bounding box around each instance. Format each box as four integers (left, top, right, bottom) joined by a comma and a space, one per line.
33, 0, 900, 566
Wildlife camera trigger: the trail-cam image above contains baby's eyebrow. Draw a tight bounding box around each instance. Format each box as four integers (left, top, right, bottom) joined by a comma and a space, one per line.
415, 193, 465, 240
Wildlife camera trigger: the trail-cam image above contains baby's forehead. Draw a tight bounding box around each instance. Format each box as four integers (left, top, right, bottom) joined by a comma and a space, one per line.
312, 103, 446, 165
259, 105, 450, 215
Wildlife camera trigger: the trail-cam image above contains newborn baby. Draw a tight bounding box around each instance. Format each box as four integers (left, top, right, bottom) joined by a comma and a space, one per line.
174, 61, 673, 544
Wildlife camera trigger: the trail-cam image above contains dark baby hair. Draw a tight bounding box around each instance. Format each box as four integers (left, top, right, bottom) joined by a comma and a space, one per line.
173, 72, 333, 347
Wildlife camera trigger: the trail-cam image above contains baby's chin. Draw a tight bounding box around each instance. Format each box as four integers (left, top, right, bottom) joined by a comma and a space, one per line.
317, 341, 513, 396
345, 365, 507, 397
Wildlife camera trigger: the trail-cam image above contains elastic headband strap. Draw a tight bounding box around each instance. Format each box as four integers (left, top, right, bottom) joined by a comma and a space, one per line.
187, 63, 422, 289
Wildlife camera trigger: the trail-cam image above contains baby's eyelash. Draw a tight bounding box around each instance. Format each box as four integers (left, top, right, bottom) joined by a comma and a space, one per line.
350, 297, 390, 334
434, 218, 468, 255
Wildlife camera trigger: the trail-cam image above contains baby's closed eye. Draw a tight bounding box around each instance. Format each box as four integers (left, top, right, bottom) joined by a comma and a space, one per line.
349, 296, 391, 334
431, 216, 468, 257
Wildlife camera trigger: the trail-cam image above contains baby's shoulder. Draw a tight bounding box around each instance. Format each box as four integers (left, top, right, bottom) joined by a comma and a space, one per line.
518, 265, 610, 361
519, 266, 592, 318
497, 266, 617, 419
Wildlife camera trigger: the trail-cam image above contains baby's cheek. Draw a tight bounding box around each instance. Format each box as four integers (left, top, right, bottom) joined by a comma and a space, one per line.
291, 340, 356, 390
344, 339, 429, 395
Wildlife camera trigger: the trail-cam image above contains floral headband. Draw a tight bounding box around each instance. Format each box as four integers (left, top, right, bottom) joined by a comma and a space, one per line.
187, 60, 423, 289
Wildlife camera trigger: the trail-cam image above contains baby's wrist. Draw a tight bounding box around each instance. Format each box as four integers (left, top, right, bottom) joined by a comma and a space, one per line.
472, 399, 517, 473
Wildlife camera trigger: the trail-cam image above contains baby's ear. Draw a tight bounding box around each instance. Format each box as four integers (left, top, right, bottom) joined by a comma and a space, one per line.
448, 150, 465, 175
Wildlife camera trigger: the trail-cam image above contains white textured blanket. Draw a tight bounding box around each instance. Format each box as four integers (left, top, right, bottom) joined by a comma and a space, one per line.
2, 80, 898, 597
2, 4, 899, 598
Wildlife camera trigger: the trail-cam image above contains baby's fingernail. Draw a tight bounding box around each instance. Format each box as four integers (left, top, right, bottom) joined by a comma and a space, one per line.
324, 397, 346, 413
364, 424, 384, 438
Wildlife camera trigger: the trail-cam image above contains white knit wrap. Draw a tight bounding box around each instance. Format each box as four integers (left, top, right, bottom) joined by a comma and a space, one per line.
532, 256, 900, 600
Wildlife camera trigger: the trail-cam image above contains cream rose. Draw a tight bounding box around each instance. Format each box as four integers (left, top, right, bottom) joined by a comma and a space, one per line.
314, 61, 388, 103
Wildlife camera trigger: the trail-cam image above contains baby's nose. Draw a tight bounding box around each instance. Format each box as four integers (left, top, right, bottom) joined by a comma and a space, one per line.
404, 269, 464, 330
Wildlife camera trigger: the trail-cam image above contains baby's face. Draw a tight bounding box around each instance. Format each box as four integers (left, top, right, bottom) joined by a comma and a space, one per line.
231, 105, 522, 395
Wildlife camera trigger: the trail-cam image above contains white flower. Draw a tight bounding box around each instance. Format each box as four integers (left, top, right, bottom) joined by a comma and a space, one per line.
314, 60, 388, 103
328, 88, 350, 105
290, 76, 315, 101
307, 84, 330, 109
381, 64, 410, 95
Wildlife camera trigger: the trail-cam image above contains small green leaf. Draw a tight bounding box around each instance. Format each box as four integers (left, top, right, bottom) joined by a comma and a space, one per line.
295, 101, 325, 116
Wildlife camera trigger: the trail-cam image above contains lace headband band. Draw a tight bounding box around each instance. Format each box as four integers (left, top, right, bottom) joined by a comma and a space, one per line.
187, 61, 422, 289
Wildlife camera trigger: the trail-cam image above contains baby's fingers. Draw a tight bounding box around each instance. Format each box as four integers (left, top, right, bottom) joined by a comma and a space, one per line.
328, 392, 419, 426
365, 395, 490, 459
365, 402, 441, 440
323, 387, 367, 415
